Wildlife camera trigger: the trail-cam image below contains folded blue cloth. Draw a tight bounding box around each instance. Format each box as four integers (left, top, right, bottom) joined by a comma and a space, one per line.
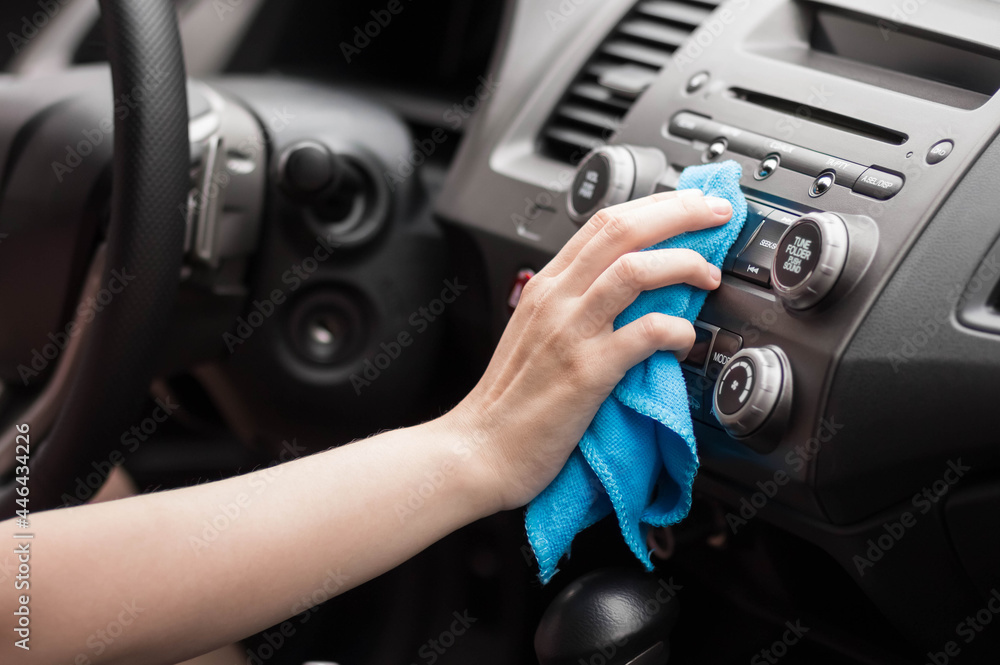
526, 160, 748, 583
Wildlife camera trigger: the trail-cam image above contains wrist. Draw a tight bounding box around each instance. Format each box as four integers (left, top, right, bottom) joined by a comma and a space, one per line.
426, 402, 510, 517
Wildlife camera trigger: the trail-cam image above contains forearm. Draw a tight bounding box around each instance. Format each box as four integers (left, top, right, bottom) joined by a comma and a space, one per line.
2, 415, 496, 665
1, 189, 728, 664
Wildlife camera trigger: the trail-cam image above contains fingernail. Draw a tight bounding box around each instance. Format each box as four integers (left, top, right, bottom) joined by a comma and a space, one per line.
678, 188, 704, 198
705, 197, 732, 215
709, 265, 721, 281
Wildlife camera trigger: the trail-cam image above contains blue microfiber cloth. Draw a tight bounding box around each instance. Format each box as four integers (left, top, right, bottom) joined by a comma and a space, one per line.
525, 160, 748, 583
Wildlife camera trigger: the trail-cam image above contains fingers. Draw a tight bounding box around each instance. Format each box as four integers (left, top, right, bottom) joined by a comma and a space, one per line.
562, 192, 733, 293
604, 313, 698, 375
543, 190, 690, 277
578, 248, 722, 329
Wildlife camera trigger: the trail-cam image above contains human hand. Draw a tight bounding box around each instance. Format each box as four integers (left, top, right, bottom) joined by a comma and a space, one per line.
442, 190, 734, 512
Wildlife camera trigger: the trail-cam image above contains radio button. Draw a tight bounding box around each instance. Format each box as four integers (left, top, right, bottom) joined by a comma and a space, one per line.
703, 138, 728, 162
809, 171, 835, 197
685, 71, 710, 94
681, 323, 715, 374
707, 330, 743, 381
667, 112, 717, 140
733, 218, 791, 286
766, 209, 799, 225
853, 167, 904, 200
754, 154, 780, 180
732, 257, 769, 286
927, 140, 954, 165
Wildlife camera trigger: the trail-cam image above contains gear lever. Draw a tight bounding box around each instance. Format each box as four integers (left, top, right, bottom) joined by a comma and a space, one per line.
535, 568, 680, 665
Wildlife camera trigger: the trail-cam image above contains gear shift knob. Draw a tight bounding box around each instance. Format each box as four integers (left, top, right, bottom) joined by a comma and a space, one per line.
534, 568, 680, 665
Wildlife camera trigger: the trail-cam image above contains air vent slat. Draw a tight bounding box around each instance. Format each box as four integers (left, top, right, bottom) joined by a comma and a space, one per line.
600, 40, 672, 68
635, 1, 712, 27
568, 83, 634, 111
555, 104, 624, 132
544, 127, 607, 152
618, 19, 689, 49
540, 0, 716, 164
584, 61, 618, 79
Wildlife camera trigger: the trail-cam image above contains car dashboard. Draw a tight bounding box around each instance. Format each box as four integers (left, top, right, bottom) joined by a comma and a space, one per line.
436, 0, 1000, 655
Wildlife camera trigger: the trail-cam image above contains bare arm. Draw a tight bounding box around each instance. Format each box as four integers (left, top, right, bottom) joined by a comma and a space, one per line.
1, 190, 731, 665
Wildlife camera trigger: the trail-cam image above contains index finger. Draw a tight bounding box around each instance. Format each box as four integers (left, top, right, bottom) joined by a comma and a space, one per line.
561, 193, 732, 294
542, 190, 697, 277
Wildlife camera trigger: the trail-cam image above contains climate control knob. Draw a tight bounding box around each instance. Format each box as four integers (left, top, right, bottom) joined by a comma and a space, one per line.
567, 145, 667, 224
771, 212, 850, 309
713, 346, 792, 439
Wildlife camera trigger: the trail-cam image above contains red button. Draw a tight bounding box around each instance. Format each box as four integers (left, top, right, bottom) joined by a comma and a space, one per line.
508, 269, 536, 312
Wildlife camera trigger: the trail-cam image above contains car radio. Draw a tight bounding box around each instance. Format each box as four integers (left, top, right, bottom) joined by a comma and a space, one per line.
564, 139, 880, 451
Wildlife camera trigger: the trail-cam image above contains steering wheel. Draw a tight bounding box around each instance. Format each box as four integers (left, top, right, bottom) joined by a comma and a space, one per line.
0, 0, 189, 516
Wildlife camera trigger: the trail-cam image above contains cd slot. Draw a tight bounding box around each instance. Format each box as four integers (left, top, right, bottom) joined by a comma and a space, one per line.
666, 112, 905, 200
728, 88, 908, 146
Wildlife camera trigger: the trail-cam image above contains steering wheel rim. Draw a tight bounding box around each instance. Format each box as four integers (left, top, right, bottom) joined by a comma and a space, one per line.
0, 0, 189, 516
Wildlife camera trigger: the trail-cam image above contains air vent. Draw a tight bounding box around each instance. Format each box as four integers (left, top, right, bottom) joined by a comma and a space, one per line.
539, 0, 720, 165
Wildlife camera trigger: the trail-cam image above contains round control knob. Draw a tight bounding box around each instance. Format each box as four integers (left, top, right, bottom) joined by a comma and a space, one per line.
567, 146, 636, 224
771, 212, 850, 310
713, 346, 792, 439
567, 145, 667, 224
277, 141, 364, 203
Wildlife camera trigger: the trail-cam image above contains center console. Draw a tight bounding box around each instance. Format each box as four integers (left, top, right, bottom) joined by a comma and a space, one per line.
435, 0, 1000, 654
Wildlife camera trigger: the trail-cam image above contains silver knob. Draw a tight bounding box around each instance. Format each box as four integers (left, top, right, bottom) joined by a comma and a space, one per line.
566, 145, 666, 224
771, 212, 850, 310
713, 346, 792, 439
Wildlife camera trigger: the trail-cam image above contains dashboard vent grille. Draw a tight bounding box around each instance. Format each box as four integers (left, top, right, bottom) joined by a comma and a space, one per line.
539, 0, 719, 164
